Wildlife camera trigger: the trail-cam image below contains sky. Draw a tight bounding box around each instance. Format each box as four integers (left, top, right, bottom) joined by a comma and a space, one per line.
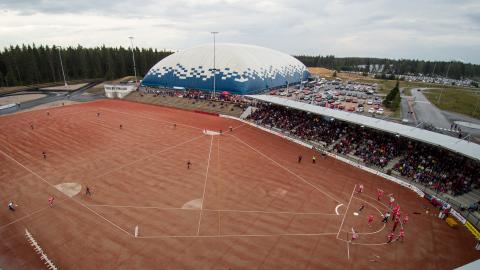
0, 0, 479, 64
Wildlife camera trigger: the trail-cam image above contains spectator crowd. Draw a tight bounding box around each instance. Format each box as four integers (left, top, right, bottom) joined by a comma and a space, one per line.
248, 103, 480, 196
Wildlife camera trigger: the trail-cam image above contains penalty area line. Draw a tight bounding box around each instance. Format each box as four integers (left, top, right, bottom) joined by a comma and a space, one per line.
336, 185, 356, 240
196, 135, 214, 236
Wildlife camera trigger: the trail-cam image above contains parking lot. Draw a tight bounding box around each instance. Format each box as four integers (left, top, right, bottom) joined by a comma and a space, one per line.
270, 78, 389, 117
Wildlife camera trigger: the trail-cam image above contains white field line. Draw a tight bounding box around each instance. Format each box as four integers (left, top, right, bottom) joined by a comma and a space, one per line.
335, 204, 344, 215
336, 185, 356, 239
0, 198, 70, 231
137, 232, 338, 239
0, 148, 133, 237
99, 107, 203, 131
347, 240, 350, 260
229, 134, 344, 204
196, 135, 214, 235
93, 134, 205, 180
86, 204, 340, 216
344, 197, 386, 235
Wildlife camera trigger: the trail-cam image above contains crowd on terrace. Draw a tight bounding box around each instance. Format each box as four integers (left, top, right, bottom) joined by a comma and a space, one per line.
248, 103, 480, 197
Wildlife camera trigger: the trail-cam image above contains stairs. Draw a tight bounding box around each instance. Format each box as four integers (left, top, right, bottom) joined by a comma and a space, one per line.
384, 155, 404, 171
240, 106, 255, 119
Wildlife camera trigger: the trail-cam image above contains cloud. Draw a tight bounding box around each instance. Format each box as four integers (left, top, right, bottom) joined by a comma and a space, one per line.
0, 0, 479, 64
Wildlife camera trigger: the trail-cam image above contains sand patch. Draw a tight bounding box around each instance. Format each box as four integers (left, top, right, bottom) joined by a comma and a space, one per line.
54, 182, 82, 197
182, 198, 203, 209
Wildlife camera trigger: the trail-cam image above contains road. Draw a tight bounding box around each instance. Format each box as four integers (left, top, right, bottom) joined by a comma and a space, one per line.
0, 82, 103, 115
400, 90, 416, 125
409, 88, 452, 129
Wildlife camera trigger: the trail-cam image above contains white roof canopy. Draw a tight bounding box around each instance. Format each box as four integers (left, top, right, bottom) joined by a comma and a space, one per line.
247, 95, 480, 161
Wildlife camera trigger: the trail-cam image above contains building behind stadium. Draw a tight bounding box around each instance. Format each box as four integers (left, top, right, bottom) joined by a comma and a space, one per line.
141, 43, 310, 95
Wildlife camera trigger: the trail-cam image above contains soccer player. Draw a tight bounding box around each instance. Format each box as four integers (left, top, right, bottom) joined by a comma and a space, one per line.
174, 123, 177, 129
381, 212, 391, 223
351, 228, 359, 241
388, 194, 395, 208
392, 216, 401, 232
298, 155, 302, 163
47, 111, 50, 116
387, 232, 395, 243
85, 186, 92, 196
396, 229, 405, 242
30, 124, 34, 130
312, 155, 316, 164
377, 189, 384, 201
358, 204, 365, 212
368, 215, 374, 226
97, 112, 100, 117
120, 124, 123, 129
403, 214, 409, 225
8, 201, 16, 211
42, 151, 47, 159
229, 126, 233, 132
357, 184, 364, 194
392, 204, 401, 220
48, 196, 54, 207
187, 160, 192, 169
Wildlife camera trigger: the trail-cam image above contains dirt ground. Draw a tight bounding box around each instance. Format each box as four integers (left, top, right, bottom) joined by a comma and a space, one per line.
0, 100, 478, 269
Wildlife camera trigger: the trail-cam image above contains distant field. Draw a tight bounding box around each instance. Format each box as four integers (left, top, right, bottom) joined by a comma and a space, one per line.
0, 79, 98, 95
424, 88, 480, 119
402, 88, 413, 96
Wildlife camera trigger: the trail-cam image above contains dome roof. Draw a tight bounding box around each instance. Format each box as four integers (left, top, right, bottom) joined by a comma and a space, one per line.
141, 43, 309, 94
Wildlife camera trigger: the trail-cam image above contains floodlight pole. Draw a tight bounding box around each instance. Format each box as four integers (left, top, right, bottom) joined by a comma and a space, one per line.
57, 46, 67, 87
438, 60, 453, 104
211, 31, 218, 98
128, 36, 138, 85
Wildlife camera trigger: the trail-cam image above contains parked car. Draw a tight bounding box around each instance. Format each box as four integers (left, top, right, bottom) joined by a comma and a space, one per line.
356, 106, 364, 112
367, 99, 373, 105
376, 108, 384, 115
368, 108, 375, 114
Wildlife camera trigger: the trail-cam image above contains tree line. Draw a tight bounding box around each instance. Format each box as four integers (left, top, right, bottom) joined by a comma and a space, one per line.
0, 44, 172, 87
295, 55, 480, 80
2, 44, 478, 87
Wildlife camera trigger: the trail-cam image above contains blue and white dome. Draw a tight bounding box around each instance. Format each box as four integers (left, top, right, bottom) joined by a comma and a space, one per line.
141, 43, 309, 95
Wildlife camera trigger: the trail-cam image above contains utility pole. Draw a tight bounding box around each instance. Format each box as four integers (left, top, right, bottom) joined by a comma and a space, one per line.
128, 36, 138, 85
211, 31, 218, 98
57, 46, 67, 87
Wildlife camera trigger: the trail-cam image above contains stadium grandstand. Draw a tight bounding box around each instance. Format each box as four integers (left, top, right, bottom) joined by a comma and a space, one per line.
244, 95, 480, 227
141, 43, 310, 95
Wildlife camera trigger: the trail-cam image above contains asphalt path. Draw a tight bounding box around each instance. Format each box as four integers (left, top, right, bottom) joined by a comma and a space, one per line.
410, 88, 451, 129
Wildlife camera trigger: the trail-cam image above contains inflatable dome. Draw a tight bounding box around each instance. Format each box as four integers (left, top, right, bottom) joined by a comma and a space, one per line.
141, 43, 309, 95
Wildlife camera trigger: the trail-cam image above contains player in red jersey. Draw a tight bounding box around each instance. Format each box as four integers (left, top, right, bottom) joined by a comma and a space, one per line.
356, 184, 364, 194
387, 232, 395, 243
368, 215, 374, 227
396, 229, 405, 242
48, 196, 54, 207
377, 189, 384, 201
403, 214, 409, 225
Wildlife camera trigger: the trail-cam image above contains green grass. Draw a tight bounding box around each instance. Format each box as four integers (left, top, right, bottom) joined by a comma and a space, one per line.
423, 88, 480, 119
402, 88, 412, 96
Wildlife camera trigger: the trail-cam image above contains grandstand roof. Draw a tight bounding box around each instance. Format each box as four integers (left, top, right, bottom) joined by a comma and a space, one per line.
141, 43, 309, 95
247, 95, 480, 161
